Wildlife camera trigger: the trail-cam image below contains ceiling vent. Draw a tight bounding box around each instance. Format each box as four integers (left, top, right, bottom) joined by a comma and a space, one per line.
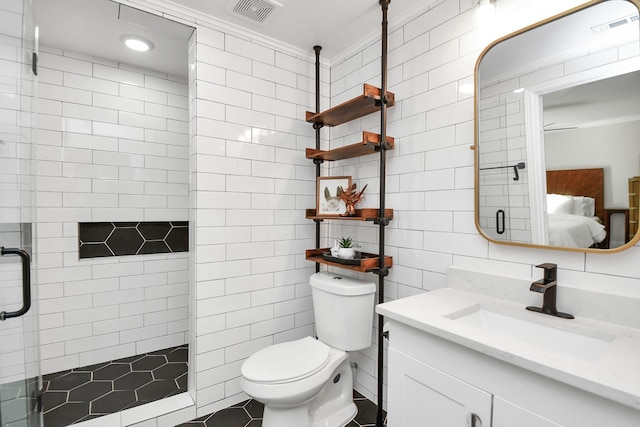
230, 0, 282, 23
591, 13, 639, 34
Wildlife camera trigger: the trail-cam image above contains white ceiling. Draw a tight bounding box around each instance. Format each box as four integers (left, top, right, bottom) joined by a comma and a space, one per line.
33, 0, 425, 78
164, 0, 423, 59
478, 0, 640, 131
33, 0, 195, 78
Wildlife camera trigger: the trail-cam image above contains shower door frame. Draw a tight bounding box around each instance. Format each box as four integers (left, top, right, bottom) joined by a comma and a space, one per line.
0, 0, 42, 426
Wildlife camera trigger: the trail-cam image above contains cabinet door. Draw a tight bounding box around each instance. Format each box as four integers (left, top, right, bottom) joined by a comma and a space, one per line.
388, 348, 492, 427
493, 397, 562, 427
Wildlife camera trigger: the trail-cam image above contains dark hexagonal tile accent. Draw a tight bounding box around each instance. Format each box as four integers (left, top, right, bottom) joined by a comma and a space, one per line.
105, 227, 144, 256
114, 371, 153, 391
47, 372, 91, 391
131, 355, 167, 371
78, 221, 189, 258
78, 222, 114, 243
138, 240, 171, 255
93, 363, 131, 380
137, 222, 171, 240
165, 226, 188, 252
79, 242, 113, 259
68, 381, 112, 403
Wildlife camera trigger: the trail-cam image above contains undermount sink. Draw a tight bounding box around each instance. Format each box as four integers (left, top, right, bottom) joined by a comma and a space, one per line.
448, 305, 616, 362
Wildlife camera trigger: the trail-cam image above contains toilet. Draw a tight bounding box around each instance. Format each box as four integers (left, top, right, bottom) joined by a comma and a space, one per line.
240, 271, 377, 427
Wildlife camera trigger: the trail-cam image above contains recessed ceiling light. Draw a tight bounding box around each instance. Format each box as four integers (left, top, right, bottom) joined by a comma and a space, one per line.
122, 36, 154, 52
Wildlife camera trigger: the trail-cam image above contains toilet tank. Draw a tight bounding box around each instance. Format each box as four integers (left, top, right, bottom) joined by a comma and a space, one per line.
310, 272, 376, 351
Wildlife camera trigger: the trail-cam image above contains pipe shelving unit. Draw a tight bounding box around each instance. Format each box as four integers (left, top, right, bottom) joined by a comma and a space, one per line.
306, 2, 393, 425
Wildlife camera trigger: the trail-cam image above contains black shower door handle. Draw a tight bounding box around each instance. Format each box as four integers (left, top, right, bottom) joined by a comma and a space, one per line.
1, 247, 31, 320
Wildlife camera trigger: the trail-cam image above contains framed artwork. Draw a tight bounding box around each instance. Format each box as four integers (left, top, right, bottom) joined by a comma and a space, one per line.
316, 176, 351, 216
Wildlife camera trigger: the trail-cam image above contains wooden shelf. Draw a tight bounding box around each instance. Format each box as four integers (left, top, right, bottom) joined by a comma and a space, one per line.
306, 208, 393, 221
306, 248, 393, 273
305, 84, 395, 127
306, 131, 394, 161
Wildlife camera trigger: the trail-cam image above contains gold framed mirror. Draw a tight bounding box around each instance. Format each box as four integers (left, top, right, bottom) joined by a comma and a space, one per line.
474, 0, 640, 253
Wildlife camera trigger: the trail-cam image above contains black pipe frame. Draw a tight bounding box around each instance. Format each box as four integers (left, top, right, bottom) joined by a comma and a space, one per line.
310, 2, 390, 424
377, 3, 390, 425
313, 45, 322, 274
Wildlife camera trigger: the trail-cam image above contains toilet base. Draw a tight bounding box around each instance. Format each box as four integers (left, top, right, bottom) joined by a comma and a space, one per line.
261, 359, 356, 427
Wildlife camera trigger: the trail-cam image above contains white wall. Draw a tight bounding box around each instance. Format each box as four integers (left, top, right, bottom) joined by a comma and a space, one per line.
546, 121, 640, 207
35, 46, 190, 374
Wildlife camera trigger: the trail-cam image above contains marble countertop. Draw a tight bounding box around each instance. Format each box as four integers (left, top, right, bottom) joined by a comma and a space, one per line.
377, 288, 640, 410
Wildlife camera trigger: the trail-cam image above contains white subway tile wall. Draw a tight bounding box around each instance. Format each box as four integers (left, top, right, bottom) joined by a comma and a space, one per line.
4, 0, 639, 425
35, 46, 189, 375
189, 23, 323, 415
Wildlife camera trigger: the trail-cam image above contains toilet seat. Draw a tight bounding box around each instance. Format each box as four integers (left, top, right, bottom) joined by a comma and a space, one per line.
241, 337, 330, 384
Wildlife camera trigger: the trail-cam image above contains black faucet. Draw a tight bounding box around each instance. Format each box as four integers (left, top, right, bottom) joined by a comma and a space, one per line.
526, 263, 574, 319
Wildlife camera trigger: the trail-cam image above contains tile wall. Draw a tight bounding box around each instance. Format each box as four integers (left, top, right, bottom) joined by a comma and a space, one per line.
188, 21, 324, 416
35, 45, 190, 375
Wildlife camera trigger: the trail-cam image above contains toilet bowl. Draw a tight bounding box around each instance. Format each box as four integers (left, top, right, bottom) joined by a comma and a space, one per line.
240, 272, 377, 427
241, 337, 355, 427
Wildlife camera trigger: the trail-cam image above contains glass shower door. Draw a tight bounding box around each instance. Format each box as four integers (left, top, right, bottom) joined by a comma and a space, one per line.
0, 0, 41, 426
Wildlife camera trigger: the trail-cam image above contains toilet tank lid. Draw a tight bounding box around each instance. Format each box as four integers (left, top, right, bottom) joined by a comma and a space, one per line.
310, 272, 376, 296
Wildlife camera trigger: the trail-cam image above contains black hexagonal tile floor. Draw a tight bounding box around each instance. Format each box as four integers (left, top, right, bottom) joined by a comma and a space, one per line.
47, 372, 91, 391
153, 362, 188, 380
93, 363, 130, 380
92, 389, 136, 413
131, 354, 166, 371
68, 381, 112, 403
42, 345, 188, 425
175, 390, 386, 427
114, 371, 153, 391
40, 344, 385, 427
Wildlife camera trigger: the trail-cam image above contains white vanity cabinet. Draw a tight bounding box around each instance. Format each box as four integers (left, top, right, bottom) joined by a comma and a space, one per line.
388, 347, 491, 426
386, 320, 640, 427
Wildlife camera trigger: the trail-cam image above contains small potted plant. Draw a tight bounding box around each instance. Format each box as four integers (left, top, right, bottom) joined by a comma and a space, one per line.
337, 236, 356, 259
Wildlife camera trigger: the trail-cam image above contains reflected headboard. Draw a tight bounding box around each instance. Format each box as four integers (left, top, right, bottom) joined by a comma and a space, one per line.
546, 168, 604, 220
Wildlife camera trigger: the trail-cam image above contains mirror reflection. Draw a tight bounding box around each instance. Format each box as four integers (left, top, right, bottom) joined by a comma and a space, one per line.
475, 0, 640, 252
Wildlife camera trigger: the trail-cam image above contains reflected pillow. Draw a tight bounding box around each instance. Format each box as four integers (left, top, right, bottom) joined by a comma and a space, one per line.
583, 197, 596, 217
547, 194, 574, 214
571, 196, 585, 216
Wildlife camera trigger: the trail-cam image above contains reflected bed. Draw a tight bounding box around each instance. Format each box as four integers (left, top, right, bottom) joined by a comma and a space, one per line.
546, 168, 607, 248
